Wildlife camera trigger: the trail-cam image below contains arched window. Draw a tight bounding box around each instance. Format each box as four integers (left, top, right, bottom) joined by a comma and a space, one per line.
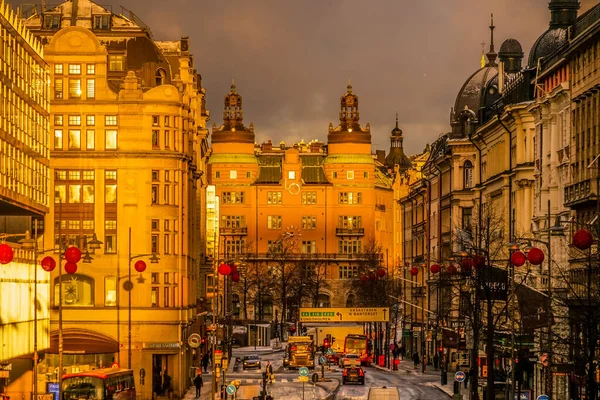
54, 274, 94, 306
463, 160, 474, 189
155, 68, 166, 86
317, 294, 330, 308
346, 294, 355, 308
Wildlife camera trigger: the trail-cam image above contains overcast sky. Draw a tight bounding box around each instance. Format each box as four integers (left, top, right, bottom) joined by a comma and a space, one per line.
13, 0, 598, 154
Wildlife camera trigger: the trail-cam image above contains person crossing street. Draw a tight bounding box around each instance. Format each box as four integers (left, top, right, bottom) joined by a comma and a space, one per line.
265, 361, 274, 384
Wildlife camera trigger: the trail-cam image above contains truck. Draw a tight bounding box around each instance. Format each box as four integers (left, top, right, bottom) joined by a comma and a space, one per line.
283, 336, 315, 369
305, 324, 364, 363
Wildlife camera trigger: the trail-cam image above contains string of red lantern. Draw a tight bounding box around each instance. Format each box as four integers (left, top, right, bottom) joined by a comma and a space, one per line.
135, 260, 147, 273
0, 243, 14, 264
41, 256, 56, 272
573, 229, 594, 250
527, 247, 545, 265
510, 251, 526, 267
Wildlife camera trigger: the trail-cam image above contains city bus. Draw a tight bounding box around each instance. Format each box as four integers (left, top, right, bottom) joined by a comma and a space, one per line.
344, 334, 372, 366
62, 368, 136, 400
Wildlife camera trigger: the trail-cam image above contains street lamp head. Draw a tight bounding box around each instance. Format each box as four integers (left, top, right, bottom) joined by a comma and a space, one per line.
149, 254, 160, 264
506, 242, 521, 251
87, 233, 103, 250
18, 230, 36, 250
82, 251, 94, 263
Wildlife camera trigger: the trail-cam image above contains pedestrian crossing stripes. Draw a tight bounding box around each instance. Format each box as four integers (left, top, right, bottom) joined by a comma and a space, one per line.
239, 378, 313, 384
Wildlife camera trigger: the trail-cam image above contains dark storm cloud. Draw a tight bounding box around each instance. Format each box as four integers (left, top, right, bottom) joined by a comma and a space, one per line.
12, 0, 598, 154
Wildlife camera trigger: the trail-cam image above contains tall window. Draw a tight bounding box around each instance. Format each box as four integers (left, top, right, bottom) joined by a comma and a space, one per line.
338, 239, 362, 254
152, 130, 159, 148
463, 160, 474, 189
69, 79, 81, 98
301, 192, 317, 205
54, 79, 63, 99
267, 191, 282, 204
54, 130, 63, 149
151, 287, 159, 307
151, 235, 159, 253
301, 216, 317, 229
338, 192, 362, 204
105, 130, 117, 149
267, 216, 282, 229
338, 216, 362, 229
301, 240, 316, 254
462, 207, 473, 233
86, 79, 95, 99
68, 130, 81, 149
152, 185, 159, 204
156, 68, 166, 86
86, 130, 95, 150
317, 294, 331, 308
221, 192, 245, 204
105, 276, 117, 306
105, 170, 117, 204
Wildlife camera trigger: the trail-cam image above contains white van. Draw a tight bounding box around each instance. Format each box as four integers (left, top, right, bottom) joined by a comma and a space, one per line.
368, 387, 400, 400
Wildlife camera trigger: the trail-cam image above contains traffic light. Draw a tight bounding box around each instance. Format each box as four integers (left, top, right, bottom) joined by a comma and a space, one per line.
331, 336, 336, 344
325, 334, 332, 347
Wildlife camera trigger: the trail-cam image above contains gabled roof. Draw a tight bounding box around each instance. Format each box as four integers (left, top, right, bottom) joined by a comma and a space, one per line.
300, 156, 328, 184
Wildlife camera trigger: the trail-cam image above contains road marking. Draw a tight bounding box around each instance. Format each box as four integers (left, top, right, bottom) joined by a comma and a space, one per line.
281, 378, 288, 383
246, 379, 253, 383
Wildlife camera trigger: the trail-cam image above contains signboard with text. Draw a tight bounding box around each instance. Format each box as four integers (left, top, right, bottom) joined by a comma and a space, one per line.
299, 307, 389, 322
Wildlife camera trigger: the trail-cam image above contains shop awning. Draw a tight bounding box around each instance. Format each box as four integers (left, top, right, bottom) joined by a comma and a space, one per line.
48, 328, 119, 354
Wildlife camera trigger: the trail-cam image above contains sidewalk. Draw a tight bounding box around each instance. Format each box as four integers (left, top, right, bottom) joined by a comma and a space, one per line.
182, 381, 213, 400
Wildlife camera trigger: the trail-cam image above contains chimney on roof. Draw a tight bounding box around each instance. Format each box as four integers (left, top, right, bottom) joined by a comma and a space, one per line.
376, 150, 386, 164
262, 140, 272, 152
310, 142, 321, 153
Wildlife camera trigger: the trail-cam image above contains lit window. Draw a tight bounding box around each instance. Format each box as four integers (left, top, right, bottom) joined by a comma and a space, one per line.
68, 115, 81, 126
68, 79, 81, 98
86, 115, 95, 126
87, 64, 95, 75
105, 130, 117, 149
68, 64, 81, 75
152, 130, 159, 148
288, 171, 296, 179
69, 171, 81, 180
267, 215, 282, 229
347, 170, 354, 180
151, 287, 159, 307
54, 64, 63, 75
152, 116, 160, 126
82, 171, 94, 180
68, 185, 81, 203
55, 171, 67, 180
86, 79, 95, 99
164, 130, 170, 148
68, 130, 81, 149
152, 170, 159, 181
54, 115, 63, 126
105, 276, 116, 306
230, 170, 237, 179
55, 185, 66, 203
302, 192, 317, 205
83, 185, 94, 203
86, 130, 95, 150
105, 185, 117, 203
105, 170, 117, 181
267, 192, 282, 204
54, 79, 63, 99
105, 115, 117, 126
108, 55, 124, 71
54, 130, 63, 149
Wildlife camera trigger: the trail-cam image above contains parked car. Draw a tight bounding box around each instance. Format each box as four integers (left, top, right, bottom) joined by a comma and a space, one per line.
339, 353, 361, 368
242, 354, 261, 370
342, 366, 365, 385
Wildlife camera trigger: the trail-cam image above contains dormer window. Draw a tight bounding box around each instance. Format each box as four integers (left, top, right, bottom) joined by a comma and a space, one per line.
93, 15, 110, 30
43, 14, 60, 29
155, 68, 166, 86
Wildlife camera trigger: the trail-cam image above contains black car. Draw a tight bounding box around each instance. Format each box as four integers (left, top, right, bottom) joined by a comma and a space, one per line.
242, 355, 261, 370
342, 366, 365, 385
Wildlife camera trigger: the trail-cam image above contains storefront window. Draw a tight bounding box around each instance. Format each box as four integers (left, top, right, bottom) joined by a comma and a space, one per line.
54, 274, 95, 306
105, 276, 116, 306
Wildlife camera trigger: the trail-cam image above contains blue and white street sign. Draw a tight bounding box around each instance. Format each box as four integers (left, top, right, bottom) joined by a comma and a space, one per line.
319, 356, 327, 365
537, 395, 549, 400
455, 370, 466, 382
299, 367, 309, 376
226, 385, 237, 395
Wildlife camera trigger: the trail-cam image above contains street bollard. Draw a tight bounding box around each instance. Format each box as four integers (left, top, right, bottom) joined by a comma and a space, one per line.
441, 369, 448, 385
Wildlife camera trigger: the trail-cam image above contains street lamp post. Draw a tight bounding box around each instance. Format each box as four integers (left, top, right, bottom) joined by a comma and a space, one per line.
127, 227, 159, 369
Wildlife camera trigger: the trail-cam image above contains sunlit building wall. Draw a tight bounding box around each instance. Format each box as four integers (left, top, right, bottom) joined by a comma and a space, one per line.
22, 0, 210, 398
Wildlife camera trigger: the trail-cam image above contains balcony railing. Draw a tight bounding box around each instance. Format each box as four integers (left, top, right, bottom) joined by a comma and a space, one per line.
240, 252, 383, 262
336, 227, 365, 236
564, 179, 598, 206
219, 227, 248, 235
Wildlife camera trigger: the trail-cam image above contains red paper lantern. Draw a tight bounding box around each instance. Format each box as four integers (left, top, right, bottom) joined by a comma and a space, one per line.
409, 267, 418, 276
368, 272, 377, 281
430, 264, 441, 274
231, 273, 240, 283
527, 247, 545, 265
573, 229, 594, 250
230, 265, 238, 275
64, 261, 78, 274
474, 255, 486, 269
135, 260, 147, 273
510, 251, 526, 267
360, 275, 368, 282
41, 256, 56, 272
461, 258, 474, 269
64, 246, 82, 263
461, 263, 472, 273
218, 263, 231, 276
0, 243, 14, 264
447, 265, 458, 274
377, 268, 386, 278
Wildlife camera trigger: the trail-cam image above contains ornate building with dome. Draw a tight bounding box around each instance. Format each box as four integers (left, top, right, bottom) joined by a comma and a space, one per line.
205, 82, 421, 344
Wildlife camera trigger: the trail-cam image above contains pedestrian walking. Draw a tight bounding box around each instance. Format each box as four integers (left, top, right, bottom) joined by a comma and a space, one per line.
433, 353, 439, 370
162, 371, 172, 399
193, 373, 203, 398
412, 351, 420, 369
265, 361, 274, 384
201, 353, 209, 373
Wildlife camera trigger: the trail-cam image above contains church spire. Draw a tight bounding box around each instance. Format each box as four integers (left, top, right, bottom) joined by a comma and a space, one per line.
486, 14, 498, 67
223, 80, 243, 130
480, 41, 486, 68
